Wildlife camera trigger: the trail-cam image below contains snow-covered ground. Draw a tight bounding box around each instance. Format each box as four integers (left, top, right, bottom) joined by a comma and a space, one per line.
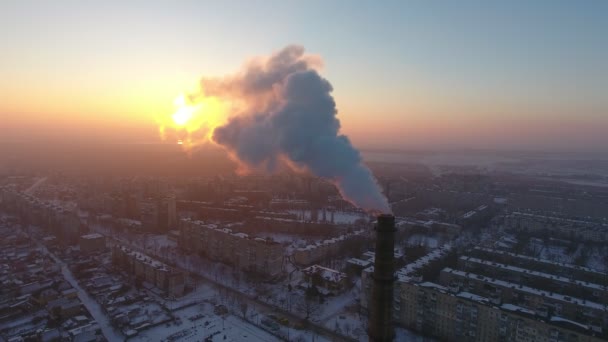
319, 291, 359, 322
539, 245, 573, 263
132, 303, 279, 342
322, 310, 366, 341
526, 239, 608, 272
586, 246, 608, 272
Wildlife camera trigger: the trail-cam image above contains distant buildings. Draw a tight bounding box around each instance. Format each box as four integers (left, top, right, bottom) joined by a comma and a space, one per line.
1, 187, 84, 245
250, 216, 344, 235
79, 233, 106, 253
505, 210, 608, 242
471, 246, 608, 286
457, 255, 608, 305
140, 196, 177, 233
155, 195, 177, 232
293, 229, 367, 266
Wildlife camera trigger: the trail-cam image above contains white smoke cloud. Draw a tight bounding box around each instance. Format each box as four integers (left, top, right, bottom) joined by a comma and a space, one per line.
196, 45, 390, 213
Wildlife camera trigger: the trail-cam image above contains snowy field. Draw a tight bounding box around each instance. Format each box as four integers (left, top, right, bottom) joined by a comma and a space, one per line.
131, 303, 279, 342
586, 246, 608, 272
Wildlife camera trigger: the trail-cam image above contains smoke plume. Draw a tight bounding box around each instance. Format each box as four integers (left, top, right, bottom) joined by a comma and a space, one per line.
197, 45, 390, 213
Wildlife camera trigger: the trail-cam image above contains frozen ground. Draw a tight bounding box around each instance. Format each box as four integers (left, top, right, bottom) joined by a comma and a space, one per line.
529, 241, 573, 264
527, 239, 608, 272
586, 246, 608, 272
319, 290, 359, 322
132, 303, 279, 342
322, 310, 366, 341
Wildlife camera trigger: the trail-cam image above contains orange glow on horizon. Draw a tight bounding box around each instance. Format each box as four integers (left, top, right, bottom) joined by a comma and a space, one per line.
157, 93, 230, 149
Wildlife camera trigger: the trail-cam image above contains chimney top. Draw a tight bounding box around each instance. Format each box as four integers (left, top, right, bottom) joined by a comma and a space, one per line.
376, 214, 395, 232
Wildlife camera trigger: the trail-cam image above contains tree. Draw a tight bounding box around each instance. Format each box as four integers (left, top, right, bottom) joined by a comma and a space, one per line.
296, 294, 320, 320
51, 306, 62, 322
239, 301, 249, 319
135, 275, 143, 290
344, 322, 352, 335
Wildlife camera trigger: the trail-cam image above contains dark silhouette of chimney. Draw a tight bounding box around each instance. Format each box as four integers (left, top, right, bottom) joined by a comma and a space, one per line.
369, 214, 395, 342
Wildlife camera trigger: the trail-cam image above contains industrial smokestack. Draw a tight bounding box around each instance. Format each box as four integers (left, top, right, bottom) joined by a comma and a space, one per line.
369, 214, 395, 342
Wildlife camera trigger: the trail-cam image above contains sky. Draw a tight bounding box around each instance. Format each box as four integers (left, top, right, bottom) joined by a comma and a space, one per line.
1, 0, 607, 153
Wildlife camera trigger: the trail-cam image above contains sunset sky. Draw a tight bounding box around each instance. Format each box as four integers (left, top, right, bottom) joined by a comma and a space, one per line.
1, 1, 607, 152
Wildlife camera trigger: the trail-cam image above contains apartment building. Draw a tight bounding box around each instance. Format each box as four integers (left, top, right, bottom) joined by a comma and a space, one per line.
111, 245, 184, 297
439, 268, 607, 329
1, 189, 84, 245
360, 244, 453, 312
470, 247, 608, 286
397, 280, 606, 342
458, 256, 608, 305
178, 218, 284, 279
293, 229, 366, 266
359, 239, 607, 341
79, 233, 106, 253
505, 211, 608, 242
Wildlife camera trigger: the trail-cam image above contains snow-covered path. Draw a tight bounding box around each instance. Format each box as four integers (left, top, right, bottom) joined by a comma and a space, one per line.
24, 176, 47, 195
42, 245, 124, 341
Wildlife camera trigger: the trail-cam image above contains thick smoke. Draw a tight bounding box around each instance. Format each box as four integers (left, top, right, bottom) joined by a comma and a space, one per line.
199, 45, 390, 213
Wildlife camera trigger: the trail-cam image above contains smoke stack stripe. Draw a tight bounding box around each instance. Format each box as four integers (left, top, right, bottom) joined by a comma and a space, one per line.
369, 214, 395, 342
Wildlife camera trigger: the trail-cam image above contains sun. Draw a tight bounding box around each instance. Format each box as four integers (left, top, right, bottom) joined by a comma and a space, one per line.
172, 95, 199, 126
157, 92, 230, 150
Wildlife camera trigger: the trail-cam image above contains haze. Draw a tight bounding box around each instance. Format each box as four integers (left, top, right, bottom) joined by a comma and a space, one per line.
1, 0, 607, 153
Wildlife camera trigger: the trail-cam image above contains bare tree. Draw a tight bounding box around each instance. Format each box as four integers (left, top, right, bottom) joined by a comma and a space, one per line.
296, 295, 320, 320
239, 300, 249, 319
344, 322, 351, 336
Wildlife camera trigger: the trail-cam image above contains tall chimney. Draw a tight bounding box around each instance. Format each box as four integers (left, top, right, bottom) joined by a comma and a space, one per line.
369, 214, 395, 342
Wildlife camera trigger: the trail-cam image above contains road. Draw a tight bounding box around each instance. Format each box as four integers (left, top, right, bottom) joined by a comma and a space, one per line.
24, 177, 47, 195
38, 242, 125, 341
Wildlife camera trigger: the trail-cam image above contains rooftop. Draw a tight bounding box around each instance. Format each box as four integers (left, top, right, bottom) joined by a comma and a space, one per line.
80, 233, 104, 240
